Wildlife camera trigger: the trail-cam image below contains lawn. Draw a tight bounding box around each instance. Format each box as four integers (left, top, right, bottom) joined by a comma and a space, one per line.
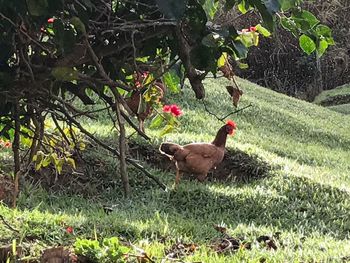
1, 76, 350, 262
313, 83, 350, 114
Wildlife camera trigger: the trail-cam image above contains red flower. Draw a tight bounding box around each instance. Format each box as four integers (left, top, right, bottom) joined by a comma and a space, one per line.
142, 71, 149, 78
163, 105, 171, 113
47, 18, 55, 24
249, 26, 257, 32
163, 104, 183, 117
66, 226, 73, 234
170, 104, 182, 117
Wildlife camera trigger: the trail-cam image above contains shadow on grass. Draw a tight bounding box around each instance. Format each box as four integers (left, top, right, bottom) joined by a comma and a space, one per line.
8, 139, 349, 246
15, 170, 350, 244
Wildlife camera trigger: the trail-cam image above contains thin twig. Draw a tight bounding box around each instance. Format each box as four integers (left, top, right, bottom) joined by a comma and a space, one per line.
202, 101, 252, 122
0, 214, 19, 233
53, 103, 167, 190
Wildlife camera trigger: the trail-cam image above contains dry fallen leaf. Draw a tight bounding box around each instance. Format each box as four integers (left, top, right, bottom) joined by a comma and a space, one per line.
226, 85, 243, 107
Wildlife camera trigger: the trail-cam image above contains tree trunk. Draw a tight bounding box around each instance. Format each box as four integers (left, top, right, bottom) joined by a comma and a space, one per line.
12, 101, 21, 208
115, 100, 130, 197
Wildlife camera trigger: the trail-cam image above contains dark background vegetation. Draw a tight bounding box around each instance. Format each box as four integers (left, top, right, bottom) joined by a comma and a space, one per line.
216, 0, 350, 101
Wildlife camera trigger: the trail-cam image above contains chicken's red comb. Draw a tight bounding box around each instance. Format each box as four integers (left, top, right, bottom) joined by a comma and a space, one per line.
226, 120, 237, 129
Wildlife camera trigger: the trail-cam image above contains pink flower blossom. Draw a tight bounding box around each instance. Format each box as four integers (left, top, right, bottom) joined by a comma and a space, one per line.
163, 104, 182, 117
163, 105, 171, 113
250, 26, 257, 32
66, 226, 73, 234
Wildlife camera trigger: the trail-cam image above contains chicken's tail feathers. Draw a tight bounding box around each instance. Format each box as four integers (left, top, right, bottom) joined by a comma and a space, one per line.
159, 142, 182, 156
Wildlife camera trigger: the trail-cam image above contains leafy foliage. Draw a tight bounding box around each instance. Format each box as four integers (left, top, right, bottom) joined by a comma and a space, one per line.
74, 237, 130, 263
0, 0, 333, 194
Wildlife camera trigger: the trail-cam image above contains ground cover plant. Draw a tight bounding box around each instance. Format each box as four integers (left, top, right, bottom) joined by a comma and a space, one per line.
1, 77, 350, 262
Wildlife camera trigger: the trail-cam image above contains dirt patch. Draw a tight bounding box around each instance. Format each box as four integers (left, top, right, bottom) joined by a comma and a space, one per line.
129, 142, 271, 182
25, 140, 271, 195
319, 94, 350, 107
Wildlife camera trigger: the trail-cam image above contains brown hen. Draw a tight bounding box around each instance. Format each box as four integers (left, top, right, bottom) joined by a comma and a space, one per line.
159, 120, 237, 187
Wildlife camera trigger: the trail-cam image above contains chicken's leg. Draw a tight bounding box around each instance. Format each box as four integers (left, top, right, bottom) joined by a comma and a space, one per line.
174, 169, 182, 188
197, 173, 207, 182
138, 117, 145, 133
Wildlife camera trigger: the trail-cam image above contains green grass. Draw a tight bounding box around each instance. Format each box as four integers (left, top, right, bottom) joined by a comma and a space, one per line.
328, 103, 350, 115
313, 83, 350, 104
1, 77, 350, 262
313, 83, 350, 115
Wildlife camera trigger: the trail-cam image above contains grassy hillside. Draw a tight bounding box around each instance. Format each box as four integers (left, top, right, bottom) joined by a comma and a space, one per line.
314, 83, 350, 114
1, 77, 350, 262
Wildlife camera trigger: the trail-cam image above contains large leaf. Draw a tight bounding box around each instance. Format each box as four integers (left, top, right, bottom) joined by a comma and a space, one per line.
250, 0, 274, 31
299, 34, 316, 55
149, 114, 164, 129
26, 0, 48, 16
156, 0, 187, 20
232, 40, 248, 58
292, 10, 319, 31
163, 70, 180, 94
300, 10, 319, 28
280, 17, 298, 37
159, 124, 174, 137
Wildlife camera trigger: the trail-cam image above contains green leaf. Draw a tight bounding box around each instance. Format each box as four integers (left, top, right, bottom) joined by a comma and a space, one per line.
232, 41, 248, 58
299, 34, 316, 55
237, 61, 249, 69
42, 156, 51, 168
163, 70, 180, 93
26, 0, 48, 16
315, 24, 332, 38
279, 0, 297, 10
66, 157, 76, 169
149, 114, 164, 129
201, 0, 219, 20
52, 67, 78, 81
252, 1, 274, 31
217, 52, 228, 68
159, 125, 174, 136
280, 17, 298, 36
300, 10, 319, 28
317, 39, 328, 57
256, 24, 271, 37
237, 0, 250, 14
156, 0, 187, 20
